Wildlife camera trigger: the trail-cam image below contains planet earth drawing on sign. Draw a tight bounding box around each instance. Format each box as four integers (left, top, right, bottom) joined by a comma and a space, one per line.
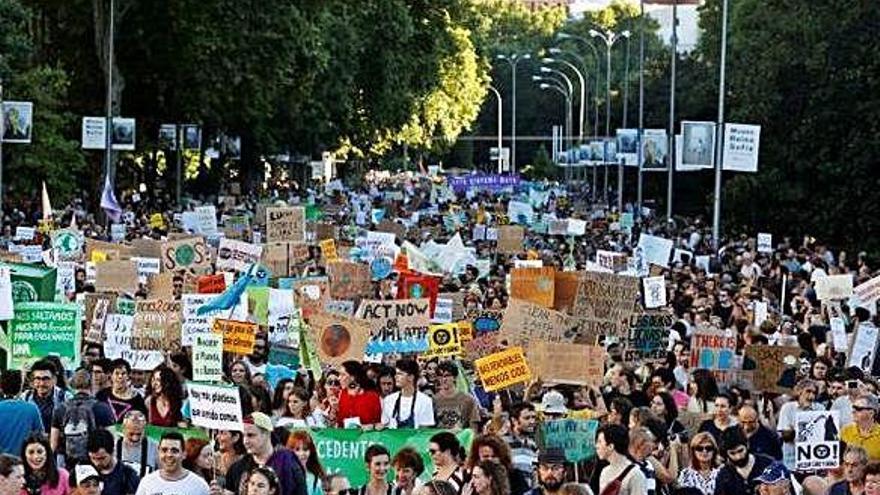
320, 324, 351, 357
175, 244, 195, 266
537, 276, 553, 292
409, 283, 425, 298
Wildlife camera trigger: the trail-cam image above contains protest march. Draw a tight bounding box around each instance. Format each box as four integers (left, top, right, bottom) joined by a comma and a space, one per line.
0, 169, 875, 495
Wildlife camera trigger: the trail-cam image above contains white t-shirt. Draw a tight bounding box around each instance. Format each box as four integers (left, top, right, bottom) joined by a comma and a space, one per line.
135, 470, 210, 495
777, 401, 825, 470
381, 391, 435, 428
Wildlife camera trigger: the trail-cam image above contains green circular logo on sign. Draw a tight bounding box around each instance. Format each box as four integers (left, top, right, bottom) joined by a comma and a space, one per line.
175, 245, 195, 266
410, 283, 424, 298
56, 232, 80, 253
11, 281, 38, 302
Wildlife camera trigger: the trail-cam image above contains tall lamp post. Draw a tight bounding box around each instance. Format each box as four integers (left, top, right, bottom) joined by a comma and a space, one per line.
589, 28, 631, 207
487, 85, 503, 174
496, 53, 531, 175
711, 0, 730, 250
541, 57, 586, 146
538, 67, 574, 182
536, 79, 573, 181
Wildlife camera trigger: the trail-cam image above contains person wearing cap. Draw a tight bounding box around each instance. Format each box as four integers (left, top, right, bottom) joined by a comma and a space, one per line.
538, 391, 568, 421
213, 413, 306, 495
841, 394, 880, 461
73, 464, 102, 495
596, 424, 647, 495
524, 448, 570, 495
714, 426, 775, 495
134, 431, 209, 495
753, 461, 794, 495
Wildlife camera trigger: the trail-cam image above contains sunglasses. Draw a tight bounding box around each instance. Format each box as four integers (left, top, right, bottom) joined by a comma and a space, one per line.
854, 406, 875, 412
694, 446, 715, 453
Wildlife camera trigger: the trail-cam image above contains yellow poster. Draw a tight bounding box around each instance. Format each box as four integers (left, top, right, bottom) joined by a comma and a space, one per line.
319, 239, 338, 262
475, 346, 532, 392
422, 323, 462, 358
213, 319, 258, 355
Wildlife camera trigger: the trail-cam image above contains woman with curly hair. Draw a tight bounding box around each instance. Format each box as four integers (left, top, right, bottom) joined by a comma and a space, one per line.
145, 365, 186, 427
286, 430, 326, 495
467, 461, 509, 495
465, 435, 527, 495
20, 433, 69, 495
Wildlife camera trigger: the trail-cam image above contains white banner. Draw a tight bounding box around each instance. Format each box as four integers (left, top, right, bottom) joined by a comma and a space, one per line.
640, 129, 668, 171
2, 101, 33, 143
722, 123, 761, 173
681, 121, 716, 169
642, 276, 667, 309
757, 233, 773, 254
181, 293, 248, 346
193, 334, 224, 383
187, 382, 244, 431
795, 410, 840, 471
104, 314, 165, 371
849, 323, 879, 369
814, 274, 854, 301
216, 239, 263, 273
82, 117, 106, 149
637, 233, 673, 268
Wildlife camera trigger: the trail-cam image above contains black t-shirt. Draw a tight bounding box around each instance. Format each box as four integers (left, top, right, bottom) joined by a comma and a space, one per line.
96, 389, 147, 422
100, 461, 140, 495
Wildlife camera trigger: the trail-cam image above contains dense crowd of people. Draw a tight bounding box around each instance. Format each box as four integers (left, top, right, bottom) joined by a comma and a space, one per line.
0, 170, 878, 495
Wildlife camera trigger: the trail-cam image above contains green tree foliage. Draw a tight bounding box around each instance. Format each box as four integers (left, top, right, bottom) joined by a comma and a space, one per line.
695, 0, 880, 252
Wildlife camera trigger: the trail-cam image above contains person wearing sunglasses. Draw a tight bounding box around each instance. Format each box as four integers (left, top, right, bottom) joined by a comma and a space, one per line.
841, 394, 880, 461
715, 426, 775, 495
676, 432, 720, 495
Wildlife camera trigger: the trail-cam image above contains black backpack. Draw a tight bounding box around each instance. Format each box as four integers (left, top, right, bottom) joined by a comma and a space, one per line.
63, 397, 96, 462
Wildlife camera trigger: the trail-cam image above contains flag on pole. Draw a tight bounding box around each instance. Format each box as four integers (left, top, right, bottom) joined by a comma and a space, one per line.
100, 174, 122, 222
41, 182, 53, 220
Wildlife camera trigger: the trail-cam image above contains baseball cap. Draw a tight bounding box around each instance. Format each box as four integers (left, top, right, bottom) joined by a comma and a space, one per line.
75, 464, 101, 485
755, 461, 790, 484
539, 390, 567, 415
537, 447, 567, 466
244, 412, 274, 432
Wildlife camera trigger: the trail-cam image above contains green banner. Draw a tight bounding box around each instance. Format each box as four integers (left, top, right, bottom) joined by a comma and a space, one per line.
8, 302, 81, 370
128, 425, 471, 488
308, 428, 473, 486
539, 419, 598, 462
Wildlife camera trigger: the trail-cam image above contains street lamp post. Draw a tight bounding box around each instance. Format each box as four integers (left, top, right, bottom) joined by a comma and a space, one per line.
712, 0, 730, 251
496, 53, 531, 175
590, 28, 631, 207
542, 57, 586, 145
668, 0, 678, 220
535, 76, 573, 183
539, 83, 572, 175
637, 0, 646, 217
487, 85, 503, 174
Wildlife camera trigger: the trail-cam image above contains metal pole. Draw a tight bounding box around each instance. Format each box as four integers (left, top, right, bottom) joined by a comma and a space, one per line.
488, 86, 503, 174
637, 0, 645, 217
712, 0, 730, 251
667, 0, 677, 220
511, 62, 517, 175
0, 78, 4, 216
176, 126, 182, 206
619, 35, 631, 212
104, 0, 115, 196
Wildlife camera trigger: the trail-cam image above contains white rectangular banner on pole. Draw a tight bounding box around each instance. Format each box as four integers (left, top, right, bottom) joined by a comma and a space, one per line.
681, 121, 717, 169
82, 117, 106, 149
187, 382, 244, 431
722, 123, 761, 172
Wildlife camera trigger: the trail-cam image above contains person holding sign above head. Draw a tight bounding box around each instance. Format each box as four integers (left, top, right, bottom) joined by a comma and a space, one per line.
381, 359, 435, 429
841, 394, 880, 461
776, 379, 824, 470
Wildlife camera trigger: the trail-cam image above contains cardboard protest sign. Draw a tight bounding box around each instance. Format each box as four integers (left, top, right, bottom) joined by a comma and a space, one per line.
637, 233, 673, 268
463, 332, 501, 361
642, 276, 667, 309
314, 222, 337, 242
51, 229, 85, 262
375, 219, 406, 241
690, 329, 737, 370
193, 334, 224, 382
357, 298, 431, 354
8, 302, 80, 370
623, 312, 672, 362
197, 274, 226, 294
553, 271, 580, 313
421, 323, 464, 359
497, 226, 525, 255
849, 323, 879, 369
261, 242, 291, 278
530, 340, 604, 387
596, 250, 628, 273
288, 243, 312, 271
216, 239, 263, 273
83, 293, 116, 343
131, 300, 182, 352
306, 311, 371, 367
475, 346, 532, 392
104, 314, 165, 371
499, 298, 578, 348
540, 419, 599, 462
854, 275, 880, 309
743, 345, 801, 394
572, 272, 641, 340
795, 410, 840, 471
267, 206, 305, 242
327, 261, 372, 301
162, 237, 210, 272
182, 293, 248, 346
187, 383, 244, 431
319, 239, 339, 262
510, 267, 556, 309
814, 274, 854, 301
213, 319, 258, 355
757, 233, 773, 254
290, 277, 329, 316
94, 259, 139, 294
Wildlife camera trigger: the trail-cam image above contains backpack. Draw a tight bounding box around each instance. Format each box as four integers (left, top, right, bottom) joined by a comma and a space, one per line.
63, 397, 96, 462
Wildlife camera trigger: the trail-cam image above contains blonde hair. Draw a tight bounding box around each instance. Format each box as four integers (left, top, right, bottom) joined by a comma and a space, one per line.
688, 432, 719, 470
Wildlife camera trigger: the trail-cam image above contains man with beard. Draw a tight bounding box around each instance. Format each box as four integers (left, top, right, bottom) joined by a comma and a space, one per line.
244, 333, 269, 376
738, 405, 783, 460
715, 426, 775, 495
524, 448, 568, 495
503, 403, 539, 487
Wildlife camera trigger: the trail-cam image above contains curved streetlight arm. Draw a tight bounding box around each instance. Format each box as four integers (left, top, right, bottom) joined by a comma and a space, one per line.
556, 32, 601, 68
540, 67, 573, 97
